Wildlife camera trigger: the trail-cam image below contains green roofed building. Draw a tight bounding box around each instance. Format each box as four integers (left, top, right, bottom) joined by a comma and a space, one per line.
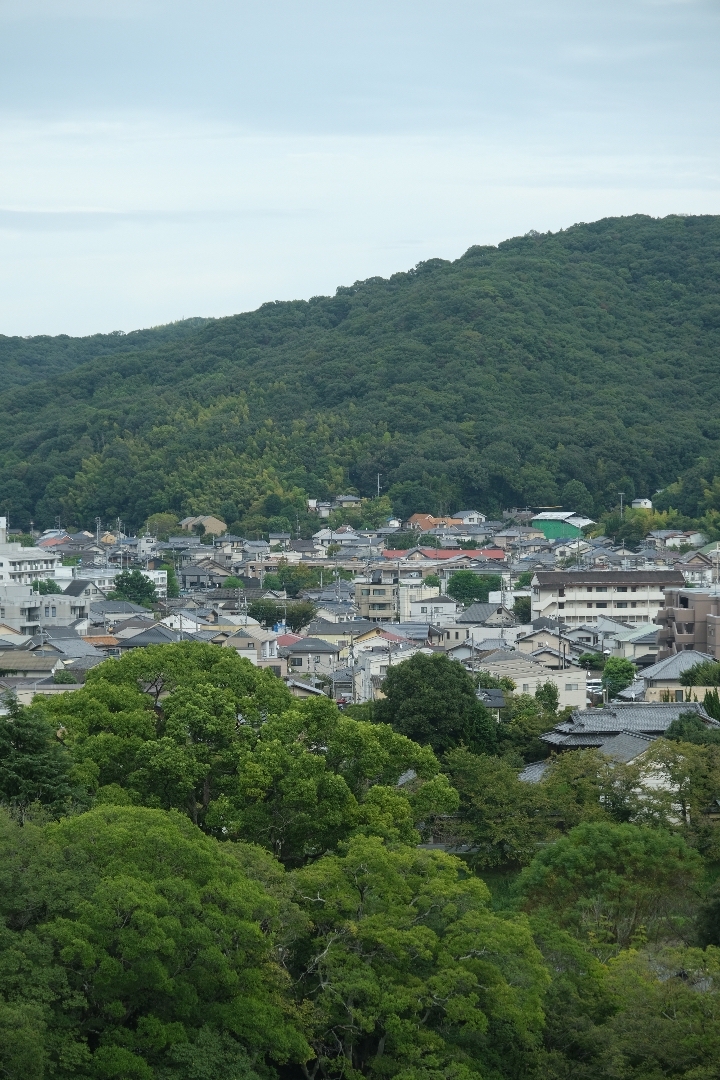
531, 511, 595, 540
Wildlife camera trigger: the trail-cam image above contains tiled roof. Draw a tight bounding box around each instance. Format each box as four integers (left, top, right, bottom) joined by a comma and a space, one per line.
639, 650, 715, 682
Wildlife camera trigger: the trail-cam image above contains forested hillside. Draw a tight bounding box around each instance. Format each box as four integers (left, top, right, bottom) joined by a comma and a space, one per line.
2, 214, 720, 532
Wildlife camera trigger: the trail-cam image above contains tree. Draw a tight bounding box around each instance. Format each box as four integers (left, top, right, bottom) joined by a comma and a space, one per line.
680, 659, 720, 686
579, 651, 606, 669
286, 835, 549, 1079
374, 651, 498, 755
144, 511, 180, 540
160, 561, 180, 598
601, 656, 636, 698
513, 595, 531, 622
519, 821, 703, 952
247, 599, 281, 628
446, 570, 502, 605
31, 578, 62, 595
53, 669, 76, 684
444, 748, 547, 866
0, 806, 310, 1077
108, 569, 157, 607
223, 575, 244, 589
561, 479, 595, 518
0, 698, 81, 820
515, 570, 534, 588
599, 946, 720, 1079
285, 601, 316, 633
384, 531, 440, 549
665, 710, 720, 746
535, 681, 559, 714
423, 573, 440, 588
475, 670, 516, 691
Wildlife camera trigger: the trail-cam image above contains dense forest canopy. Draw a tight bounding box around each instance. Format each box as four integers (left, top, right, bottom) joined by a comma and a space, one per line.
4, 643, 720, 1078
2, 214, 720, 532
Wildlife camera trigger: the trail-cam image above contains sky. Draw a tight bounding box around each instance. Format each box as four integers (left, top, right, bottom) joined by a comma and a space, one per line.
0, 0, 718, 336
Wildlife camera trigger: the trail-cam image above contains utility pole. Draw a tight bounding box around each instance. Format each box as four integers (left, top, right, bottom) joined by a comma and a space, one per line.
618, 492, 625, 520
377, 473, 381, 499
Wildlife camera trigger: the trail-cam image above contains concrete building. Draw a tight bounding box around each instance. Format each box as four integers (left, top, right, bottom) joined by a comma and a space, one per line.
354, 568, 399, 622
408, 595, 459, 626
0, 583, 91, 635
0, 518, 62, 586
531, 570, 685, 625
655, 587, 720, 660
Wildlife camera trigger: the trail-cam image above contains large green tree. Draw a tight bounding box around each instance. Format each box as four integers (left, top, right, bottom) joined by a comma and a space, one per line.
0, 698, 81, 821
286, 835, 549, 1079
108, 569, 157, 607
0, 805, 309, 1079
374, 652, 498, 755
446, 571, 502, 605
519, 821, 703, 953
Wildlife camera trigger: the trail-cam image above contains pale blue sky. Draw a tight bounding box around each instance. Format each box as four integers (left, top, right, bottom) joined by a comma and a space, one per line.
0, 0, 718, 335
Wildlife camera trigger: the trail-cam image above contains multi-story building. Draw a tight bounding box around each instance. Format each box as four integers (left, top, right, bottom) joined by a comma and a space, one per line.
531, 570, 685, 626
353, 568, 399, 622
0, 517, 62, 586
655, 587, 720, 660
0, 584, 85, 635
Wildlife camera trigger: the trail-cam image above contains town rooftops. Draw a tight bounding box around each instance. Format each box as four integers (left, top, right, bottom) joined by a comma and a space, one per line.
541, 701, 718, 749
279, 637, 341, 654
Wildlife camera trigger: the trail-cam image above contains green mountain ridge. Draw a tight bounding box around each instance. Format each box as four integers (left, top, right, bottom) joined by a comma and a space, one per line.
2, 213, 720, 533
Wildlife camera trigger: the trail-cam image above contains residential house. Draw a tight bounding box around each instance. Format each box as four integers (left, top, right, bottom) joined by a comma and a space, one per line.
454, 510, 487, 525
215, 626, 285, 676
674, 550, 716, 587
405, 514, 463, 532
456, 602, 516, 628
655, 587, 720, 660
539, 700, 717, 753
179, 515, 227, 536
471, 650, 587, 710
608, 624, 660, 665
409, 595, 459, 627
531, 570, 685, 625
618, 650, 716, 703
279, 637, 341, 676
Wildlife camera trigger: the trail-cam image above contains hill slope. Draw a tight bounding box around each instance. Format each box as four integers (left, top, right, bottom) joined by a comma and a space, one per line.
2, 214, 720, 534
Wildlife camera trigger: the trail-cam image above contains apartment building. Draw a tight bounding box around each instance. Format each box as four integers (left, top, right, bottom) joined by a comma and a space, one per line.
353, 568, 399, 622
0, 584, 87, 635
531, 570, 685, 626
655, 587, 720, 660
0, 517, 62, 586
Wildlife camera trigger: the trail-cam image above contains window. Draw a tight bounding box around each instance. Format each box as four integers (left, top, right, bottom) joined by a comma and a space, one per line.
522, 684, 530, 693
596, 586, 607, 592
565, 683, 579, 691
45, 607, 49, 617
616, 586, 627, 593
445, 631, 450, 639
586, 587, 593, 592
631, 587, 637, 592
422, 607, 428, 614
596, 602, 608, 608
616, 602, 628, 608
558, 602, 565, 610
360, 589, 370, 596
587, 602, 593, 608
290, 657, 303, 667
372, 588, 386, 595
631, 602, 637, 608
0, 608, 4, 619
379, 666, 388, 674
455, 631, 459, 639
313, 656, 322, 664
675, 689, 684, 702
51, 606, 56, 617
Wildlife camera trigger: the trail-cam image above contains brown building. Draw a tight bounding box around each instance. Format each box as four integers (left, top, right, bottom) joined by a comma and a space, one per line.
655, 588, 720, 660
